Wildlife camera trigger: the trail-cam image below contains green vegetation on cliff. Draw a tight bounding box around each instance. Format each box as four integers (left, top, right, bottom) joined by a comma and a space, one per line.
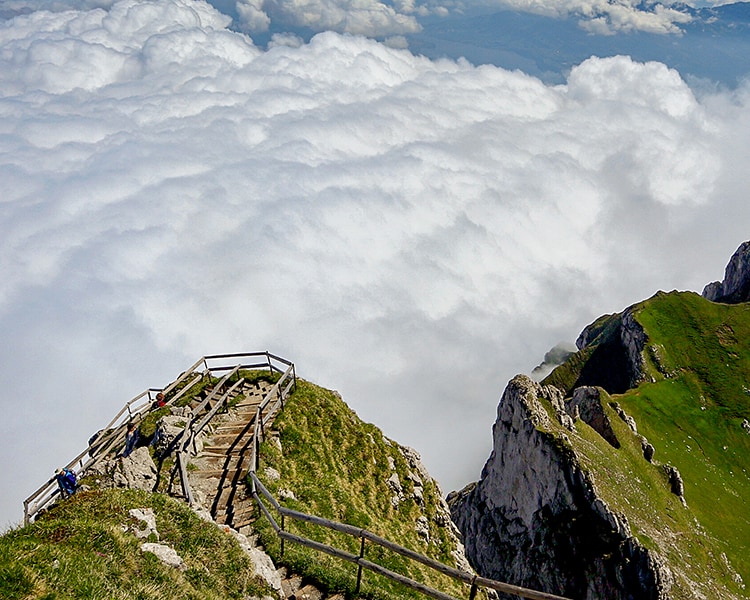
255, 379, 469, 600
541, 291, 750, 598
0, 489, 270, 600
1, 373, 468, 600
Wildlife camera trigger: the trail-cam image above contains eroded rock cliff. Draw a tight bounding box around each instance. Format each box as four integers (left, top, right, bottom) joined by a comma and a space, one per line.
703, 240, 750, 304
448, 375, 673, 600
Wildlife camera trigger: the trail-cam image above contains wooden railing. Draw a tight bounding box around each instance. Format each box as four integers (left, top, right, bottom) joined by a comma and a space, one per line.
175, 356, 297, 507
248, 399, 573, 600
22, 350, 570, 600
22, 351, 295, 524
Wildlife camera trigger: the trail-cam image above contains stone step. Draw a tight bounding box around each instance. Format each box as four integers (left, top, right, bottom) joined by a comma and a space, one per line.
201, 454, 246, 464
194, 469, 244, 478
214, 424, 256, 432
202, 445, 231, 453
291, 584, 324, 600
208, 436, 252, 444
203, 443, 253, 452
281, 575, 303, 598
235, 405, 263, 412
201, 447, 254, 458
231, 513, 256, 530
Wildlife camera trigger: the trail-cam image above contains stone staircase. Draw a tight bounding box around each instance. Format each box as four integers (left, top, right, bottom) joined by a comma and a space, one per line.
280, 573, 345, 600
186, 379, 343, 599
188, 379, 273, 534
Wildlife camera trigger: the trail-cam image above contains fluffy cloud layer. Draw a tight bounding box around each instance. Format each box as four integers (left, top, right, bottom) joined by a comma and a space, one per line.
231, 0, 696, 38
235, 0, 423, 36
487, 0, 694, 34
2, 0, 750, 524
0, 0, 710, 38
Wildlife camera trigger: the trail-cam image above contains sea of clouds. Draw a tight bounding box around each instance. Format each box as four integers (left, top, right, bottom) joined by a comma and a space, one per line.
2, 0, 750, 525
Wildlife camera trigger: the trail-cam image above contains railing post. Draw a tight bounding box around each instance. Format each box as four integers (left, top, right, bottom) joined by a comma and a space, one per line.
258, 407, 265, 440
23, 500, 30, 526
469, 576, 478, 600
281, 514, 285, 557
355, 535, 366, 594
254, 434, 260, 471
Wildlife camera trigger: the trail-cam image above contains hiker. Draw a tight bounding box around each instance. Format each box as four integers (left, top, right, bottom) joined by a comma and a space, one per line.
120, 422, 140, 458
87, 429, 103, 458
151, 392, 166, 410
55, 468, 77, 498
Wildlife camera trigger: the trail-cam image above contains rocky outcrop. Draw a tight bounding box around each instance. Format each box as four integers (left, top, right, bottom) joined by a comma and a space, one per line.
87, 446, 159, 491
151, 415, 190, 458
568, 308, 647, 395
141, 542, 187, 570
567, 387, 620, 449
663, 465, 686, 505
449, 375, 672, 600
703, 240, 750, 304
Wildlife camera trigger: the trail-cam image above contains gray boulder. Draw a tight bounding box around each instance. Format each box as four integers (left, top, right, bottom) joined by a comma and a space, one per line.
114, 447, 158, 491
141, 542, 186, 571
152, 415, 188, 458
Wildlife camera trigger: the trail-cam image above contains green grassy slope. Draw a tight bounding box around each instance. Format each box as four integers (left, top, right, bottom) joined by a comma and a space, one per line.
255, 379, 470, 600
542, 291, 750, 598
0, 489, 270, 600
2, 373, 468, 600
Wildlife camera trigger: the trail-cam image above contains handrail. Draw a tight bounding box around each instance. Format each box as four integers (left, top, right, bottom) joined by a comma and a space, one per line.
22, 352, 567, 600
251, 474, 572, 600
175, 359, 298, 507
248, 388, 572, 600
22, 352, 294, 524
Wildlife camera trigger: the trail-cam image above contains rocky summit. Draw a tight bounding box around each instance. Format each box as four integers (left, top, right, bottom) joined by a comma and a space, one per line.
449, 376, 672, 600
450, 242, 750, 600
703, 240, 750, 304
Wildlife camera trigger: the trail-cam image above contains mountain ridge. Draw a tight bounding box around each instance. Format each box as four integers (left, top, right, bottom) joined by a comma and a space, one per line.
449, 243, 750, 599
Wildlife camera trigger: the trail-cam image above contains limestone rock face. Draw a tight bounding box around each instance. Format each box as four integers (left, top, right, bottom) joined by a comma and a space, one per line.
141, 542, 186, 571
115, 447, 159, 490
568, 386, 620, 448
571, 308, 647, 395
151, 415, 188, 458
449, 375, 672, 600
703, 240, 750, 303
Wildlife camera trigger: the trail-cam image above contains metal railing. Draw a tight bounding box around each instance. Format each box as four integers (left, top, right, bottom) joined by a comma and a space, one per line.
175, 357, 297, 506
22, 351, 295, 524
248, 394, 573, 600
22, 350, 570, 600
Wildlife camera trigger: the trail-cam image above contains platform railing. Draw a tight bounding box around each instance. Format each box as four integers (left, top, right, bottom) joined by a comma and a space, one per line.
247, 382, 572, 600
22, 351, 294, 524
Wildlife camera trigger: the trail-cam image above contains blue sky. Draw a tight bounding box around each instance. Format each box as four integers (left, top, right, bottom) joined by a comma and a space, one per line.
1, 0, 749, 526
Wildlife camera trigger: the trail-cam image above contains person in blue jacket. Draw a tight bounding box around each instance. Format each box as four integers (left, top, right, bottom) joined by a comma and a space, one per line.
120, 422, 140, 458
55, 468, 77, 498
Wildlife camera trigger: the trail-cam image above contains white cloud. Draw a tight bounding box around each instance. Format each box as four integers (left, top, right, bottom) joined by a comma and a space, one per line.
2, 0, 750, 526
234, 0, 423, 36
0, 0, 115, 19
237, 0, 271, 31
471, 0, 694, 34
